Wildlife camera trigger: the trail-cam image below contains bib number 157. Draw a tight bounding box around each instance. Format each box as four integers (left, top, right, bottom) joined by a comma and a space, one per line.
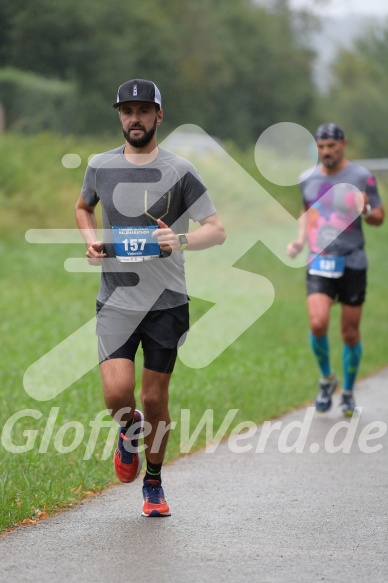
123, 238, 146, 252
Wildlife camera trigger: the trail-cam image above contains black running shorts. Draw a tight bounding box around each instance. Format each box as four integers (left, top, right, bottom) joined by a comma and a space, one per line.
96, 301, 189, 373
306, 268, 367, 306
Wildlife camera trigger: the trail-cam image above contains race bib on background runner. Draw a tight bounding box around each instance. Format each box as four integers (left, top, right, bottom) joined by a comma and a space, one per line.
308, 254, 345, 278
112, 226, 160, 262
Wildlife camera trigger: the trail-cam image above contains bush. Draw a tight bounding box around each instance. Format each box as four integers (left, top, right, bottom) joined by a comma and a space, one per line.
0, 67, 78, 134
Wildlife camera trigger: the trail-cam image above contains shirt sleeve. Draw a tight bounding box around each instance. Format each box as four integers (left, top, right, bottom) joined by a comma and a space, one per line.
365, 174, 382, 209
81, 162, 99, 207
180, 164, 216, 222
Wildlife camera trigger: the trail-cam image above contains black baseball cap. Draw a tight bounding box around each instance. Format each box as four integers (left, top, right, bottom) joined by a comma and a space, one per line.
315, 123, 345, 141
113, 79, 162, 109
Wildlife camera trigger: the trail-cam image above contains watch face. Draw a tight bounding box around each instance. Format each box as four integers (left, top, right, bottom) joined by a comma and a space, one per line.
179, 234, 188, 245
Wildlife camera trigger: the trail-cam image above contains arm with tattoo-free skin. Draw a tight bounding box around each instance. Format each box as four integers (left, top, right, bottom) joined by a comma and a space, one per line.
153, 215, 226, 253
75, 194, 107, 265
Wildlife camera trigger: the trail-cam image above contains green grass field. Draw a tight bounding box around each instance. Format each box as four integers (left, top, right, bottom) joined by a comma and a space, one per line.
1, 133, 387, 531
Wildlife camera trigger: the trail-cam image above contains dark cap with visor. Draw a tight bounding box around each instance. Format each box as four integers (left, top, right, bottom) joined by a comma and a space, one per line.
113, 79, 162, 109
315, 123, 345, 142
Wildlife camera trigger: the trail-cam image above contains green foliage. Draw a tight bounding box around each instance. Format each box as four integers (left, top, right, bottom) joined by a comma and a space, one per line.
0, 0, 318, 143
321, 24, 388, 158
0, 132, 116, 231
2, 1, 387, 155
0, 68, 78, 134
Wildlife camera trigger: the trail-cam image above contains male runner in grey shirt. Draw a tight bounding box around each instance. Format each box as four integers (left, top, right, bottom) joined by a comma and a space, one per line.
287, 123, 384, 416
75, 79, 226, 517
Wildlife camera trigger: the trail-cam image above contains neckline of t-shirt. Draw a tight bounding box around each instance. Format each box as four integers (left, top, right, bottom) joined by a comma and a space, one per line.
318, 160, 353, 178
121, 145, 163, 168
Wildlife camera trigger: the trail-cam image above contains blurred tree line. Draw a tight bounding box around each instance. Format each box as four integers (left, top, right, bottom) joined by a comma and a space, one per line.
0, 0, 319, 145
324, 25, 388, 158
0, 0, 387, 156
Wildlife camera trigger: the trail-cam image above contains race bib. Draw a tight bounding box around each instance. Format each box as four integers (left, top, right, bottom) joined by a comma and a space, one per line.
112, 226, 160, 262
308, 254, 345, 279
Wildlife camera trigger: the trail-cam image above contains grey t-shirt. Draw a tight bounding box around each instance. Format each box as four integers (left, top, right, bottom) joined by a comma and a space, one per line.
81, 145, 216, 310
300, 161, 382, 269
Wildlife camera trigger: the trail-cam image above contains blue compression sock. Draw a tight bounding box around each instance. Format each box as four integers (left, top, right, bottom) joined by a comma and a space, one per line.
342, 342, 362, 391
309, 332, 331, 377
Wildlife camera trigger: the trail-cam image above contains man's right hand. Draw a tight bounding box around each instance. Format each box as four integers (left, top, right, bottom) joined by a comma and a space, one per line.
286, 240, 304, 258
86, 241, 107, 265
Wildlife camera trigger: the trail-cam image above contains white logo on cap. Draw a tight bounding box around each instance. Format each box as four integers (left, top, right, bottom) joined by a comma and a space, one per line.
133, 84, 138, 96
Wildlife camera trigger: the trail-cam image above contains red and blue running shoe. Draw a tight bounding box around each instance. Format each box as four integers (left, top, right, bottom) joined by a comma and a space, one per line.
113, 410, 144, 483
142, 479, 171, 517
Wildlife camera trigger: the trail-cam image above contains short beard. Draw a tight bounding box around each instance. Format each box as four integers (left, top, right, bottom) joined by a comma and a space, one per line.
123, 123, 157, 149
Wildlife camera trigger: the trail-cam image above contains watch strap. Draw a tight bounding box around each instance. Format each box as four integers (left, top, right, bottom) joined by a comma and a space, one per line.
361, 203, 372, 219
177, 234, 188, 251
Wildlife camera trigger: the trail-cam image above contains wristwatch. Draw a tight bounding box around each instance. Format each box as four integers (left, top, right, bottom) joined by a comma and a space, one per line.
177, 234, 188, 251
361, 203, 372, 219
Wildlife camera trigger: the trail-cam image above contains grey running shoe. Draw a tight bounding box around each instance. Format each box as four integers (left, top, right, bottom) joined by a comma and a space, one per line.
340, 392, 356, 417
315, 373, 338, 412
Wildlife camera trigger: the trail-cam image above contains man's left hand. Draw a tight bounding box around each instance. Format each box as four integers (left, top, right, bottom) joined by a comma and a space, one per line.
153, 219, 180, 252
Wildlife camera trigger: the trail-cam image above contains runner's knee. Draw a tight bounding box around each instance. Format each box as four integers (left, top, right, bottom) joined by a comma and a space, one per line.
309, 317, 328, 337
341, 325, 360, 346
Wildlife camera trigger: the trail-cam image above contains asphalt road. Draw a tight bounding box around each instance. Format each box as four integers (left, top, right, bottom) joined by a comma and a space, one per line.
1, 368, 387, 583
